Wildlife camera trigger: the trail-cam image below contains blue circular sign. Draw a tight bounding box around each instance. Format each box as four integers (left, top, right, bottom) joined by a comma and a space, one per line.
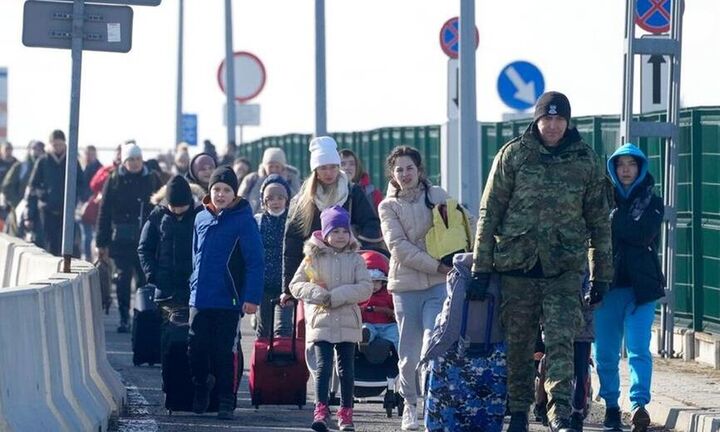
635, 0, 671, 34
497, 61, 545, 111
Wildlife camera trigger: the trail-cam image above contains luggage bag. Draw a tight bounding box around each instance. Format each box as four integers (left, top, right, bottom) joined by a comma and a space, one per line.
132, 284, 162, 366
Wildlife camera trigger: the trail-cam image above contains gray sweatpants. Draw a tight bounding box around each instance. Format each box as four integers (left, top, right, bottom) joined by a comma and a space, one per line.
392, 283, 446, 404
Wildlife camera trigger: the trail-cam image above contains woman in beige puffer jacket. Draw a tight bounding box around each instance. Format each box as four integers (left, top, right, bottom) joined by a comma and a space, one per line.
377, 146, 453, 430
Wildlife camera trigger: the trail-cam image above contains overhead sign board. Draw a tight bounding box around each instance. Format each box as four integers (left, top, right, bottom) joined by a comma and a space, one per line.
22, 1, 133, 53
635, 0, 671, 34
439, 17, 479, 59
181, 114, 198, 145
223, 103, 261, 127
0, 68, 6, 142
217, 52, 266, 104
497, 60, 545, 111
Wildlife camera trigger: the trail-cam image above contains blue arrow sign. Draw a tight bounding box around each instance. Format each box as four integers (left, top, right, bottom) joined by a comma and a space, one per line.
182, 114, 198, 146
497, 61, 545, 111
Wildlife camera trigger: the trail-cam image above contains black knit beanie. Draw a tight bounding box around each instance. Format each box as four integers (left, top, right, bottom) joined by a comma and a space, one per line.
534, 91, 571, 122
208, 166, 239, 195
166, 175, 193, 206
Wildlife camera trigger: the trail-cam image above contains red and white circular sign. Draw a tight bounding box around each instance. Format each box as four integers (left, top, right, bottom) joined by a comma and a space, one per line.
217, 51, 266, 103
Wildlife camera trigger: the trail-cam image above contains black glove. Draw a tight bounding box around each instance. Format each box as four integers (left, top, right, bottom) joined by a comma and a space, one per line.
586, 281, 609, 305
466, 272, 491, 301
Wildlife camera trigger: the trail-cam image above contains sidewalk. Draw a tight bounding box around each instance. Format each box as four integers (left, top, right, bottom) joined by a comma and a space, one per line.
609, 357, 720, 432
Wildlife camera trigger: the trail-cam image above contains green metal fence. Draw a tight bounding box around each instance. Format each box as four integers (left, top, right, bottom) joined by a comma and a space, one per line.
239, 106, 720, 334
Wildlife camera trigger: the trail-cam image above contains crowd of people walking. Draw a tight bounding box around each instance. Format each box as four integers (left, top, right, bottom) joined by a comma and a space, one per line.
0, 90, 664, 432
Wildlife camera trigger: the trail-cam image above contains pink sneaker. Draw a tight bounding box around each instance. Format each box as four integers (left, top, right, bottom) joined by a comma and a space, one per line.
311, 402, 331, 432
337, 406, 355, 431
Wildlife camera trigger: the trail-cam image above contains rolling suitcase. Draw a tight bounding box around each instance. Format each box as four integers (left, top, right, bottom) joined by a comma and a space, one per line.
161, 307, 242, 414
132, 284, 162, 366
423, 295, 507, 432
249, 298, 309, 409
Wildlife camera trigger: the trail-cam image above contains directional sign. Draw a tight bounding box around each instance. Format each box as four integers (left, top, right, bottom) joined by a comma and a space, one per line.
22, 1, 133, 53
439, 17, 478, 59
447, 59, 459, 120
223, 103, 261, 127
217, 52, 266, 104
497, 61, 545, 111
635, 0, 671, 34
0, 68, 7, 142
181, 114, 198, 146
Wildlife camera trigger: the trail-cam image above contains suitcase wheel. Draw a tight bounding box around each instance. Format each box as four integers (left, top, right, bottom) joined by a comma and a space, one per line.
383, 391, 395, 418
396, 394, 404, 417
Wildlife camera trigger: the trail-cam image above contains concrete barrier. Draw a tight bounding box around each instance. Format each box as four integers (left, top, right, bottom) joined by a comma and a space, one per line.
0, 237, 126, 431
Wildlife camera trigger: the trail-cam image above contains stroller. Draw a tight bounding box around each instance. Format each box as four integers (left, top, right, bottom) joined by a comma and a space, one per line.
329, 336, 403, 417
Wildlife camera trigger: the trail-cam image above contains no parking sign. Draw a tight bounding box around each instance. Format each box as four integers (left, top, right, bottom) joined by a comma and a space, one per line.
635, 0, 671, 34
438, 17, 478, 59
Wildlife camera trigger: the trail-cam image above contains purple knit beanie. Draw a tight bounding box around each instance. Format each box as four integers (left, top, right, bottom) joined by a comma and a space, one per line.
320, 205, 351, 239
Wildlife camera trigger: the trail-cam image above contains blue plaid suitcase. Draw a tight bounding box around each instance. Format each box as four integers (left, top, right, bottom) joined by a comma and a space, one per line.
424, 296, 507, 432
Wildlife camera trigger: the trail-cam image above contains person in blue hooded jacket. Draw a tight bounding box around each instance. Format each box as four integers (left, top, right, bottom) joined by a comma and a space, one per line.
188, 166, 264, 420
593, 143, 665, 432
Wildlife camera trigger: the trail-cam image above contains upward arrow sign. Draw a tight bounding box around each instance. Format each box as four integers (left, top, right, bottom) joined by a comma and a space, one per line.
648, 55, 666, 104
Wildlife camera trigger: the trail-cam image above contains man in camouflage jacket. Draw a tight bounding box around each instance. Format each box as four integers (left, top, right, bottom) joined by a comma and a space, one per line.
469, 92, 613, 432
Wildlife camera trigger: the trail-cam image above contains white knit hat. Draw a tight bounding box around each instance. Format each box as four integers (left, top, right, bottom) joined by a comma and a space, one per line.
309, 136, 341, 171
262, 147, 287, 166
121, 142, 142, 163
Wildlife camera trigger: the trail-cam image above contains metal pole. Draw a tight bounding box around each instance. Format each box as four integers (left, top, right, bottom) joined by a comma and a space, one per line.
175, 0, 184, 146
314, 0, 327, 137
661, 0, 683, 358
620, 0, 636, 145
459, 0, 479, 215
224, 0, 236, 147
62, 0, 84, 272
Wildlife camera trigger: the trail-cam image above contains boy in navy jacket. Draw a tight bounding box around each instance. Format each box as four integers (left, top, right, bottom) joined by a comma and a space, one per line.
189, 166, 264, 420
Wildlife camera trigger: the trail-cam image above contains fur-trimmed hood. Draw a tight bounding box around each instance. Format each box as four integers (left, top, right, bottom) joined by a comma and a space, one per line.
151, 182, 206, 205
303, 230, 360, 258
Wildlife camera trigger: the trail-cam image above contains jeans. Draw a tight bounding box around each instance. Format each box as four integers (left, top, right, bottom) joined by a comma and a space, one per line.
593, 288, 656, 409
188, 308, 241, 397
256, 291, 293, 338
363, 323, 399, 351
314, 341, 355, 408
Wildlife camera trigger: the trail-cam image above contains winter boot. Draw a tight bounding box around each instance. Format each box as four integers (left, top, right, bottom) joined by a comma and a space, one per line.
192, 375, 215, 414
507, 411, 529, 432
337, 406, 355, 431
603, 406, 624, 431
217, 395, 236, 420
549, 417, 578, 432
533, 402, 549, 426
311, 402, 331, 432
117, 309, 130, 333
631, 406, 650, 432
570, 411, 584, 432
400, 402, 419, 430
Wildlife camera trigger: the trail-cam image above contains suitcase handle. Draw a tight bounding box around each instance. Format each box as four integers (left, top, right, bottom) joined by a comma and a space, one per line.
268, 297, 298, 362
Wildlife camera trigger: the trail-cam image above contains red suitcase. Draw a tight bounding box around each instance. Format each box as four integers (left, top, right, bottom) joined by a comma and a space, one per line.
249, 299, 309, 409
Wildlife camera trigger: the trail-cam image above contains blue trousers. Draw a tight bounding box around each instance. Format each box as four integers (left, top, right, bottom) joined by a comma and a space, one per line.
592, 288, 656, 409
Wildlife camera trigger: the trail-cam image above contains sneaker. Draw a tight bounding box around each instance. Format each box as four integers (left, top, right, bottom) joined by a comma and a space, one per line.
400, 403, 419, 430
311, 402, 330, 432
192, 375, 215, 414
217, 395, 235, 420
631, 406, 650, 432
570, 411, 584, 432
337, 406, 355, 431
507, 411, 529, 432
603, 407, 624, 431
549, 417, 577, 432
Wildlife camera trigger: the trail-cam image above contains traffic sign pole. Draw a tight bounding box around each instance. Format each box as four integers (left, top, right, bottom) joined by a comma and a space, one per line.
62, 0, 84, 272
175, 0, 184, 146
459, 0, 479, 215
224, 0, 237, 148
315, 0, 327, 137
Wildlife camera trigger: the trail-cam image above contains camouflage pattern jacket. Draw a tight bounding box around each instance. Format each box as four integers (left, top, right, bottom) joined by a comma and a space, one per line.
472, 125, 613, 283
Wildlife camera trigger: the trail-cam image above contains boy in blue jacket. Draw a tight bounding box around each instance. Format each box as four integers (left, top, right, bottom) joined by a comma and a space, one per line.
189, 166, 264, 420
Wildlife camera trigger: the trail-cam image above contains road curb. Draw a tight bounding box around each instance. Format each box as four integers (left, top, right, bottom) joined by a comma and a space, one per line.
618, 387, 720, 432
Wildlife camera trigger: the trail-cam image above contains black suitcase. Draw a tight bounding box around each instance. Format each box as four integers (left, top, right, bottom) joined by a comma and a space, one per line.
132, 285, 162, 366
161, 308, 242, 414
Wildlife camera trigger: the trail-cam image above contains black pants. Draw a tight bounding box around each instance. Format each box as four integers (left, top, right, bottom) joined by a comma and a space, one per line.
314, 341, 355, 408
255, 291, 293, 339
114, 252, 146, 322
40, 209, 63, 256
188, 308, 241, 398
572, 341, 592, 412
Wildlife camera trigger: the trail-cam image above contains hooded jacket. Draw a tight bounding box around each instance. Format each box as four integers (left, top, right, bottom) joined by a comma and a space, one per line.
378, 181, 450, 293
238, 164, 301, 214
255, 175, 292, 295
289, 232, 372, 343
472, 124, 613, 283
190, 196, 264, 310
607, 143, 665, 305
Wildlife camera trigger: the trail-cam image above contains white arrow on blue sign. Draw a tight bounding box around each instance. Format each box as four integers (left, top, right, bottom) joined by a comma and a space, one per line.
497, 61, 545, 111
182, 114, 198, 146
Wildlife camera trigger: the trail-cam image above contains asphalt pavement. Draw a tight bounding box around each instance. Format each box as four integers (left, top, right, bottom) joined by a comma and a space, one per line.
105, 307, 671, 432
